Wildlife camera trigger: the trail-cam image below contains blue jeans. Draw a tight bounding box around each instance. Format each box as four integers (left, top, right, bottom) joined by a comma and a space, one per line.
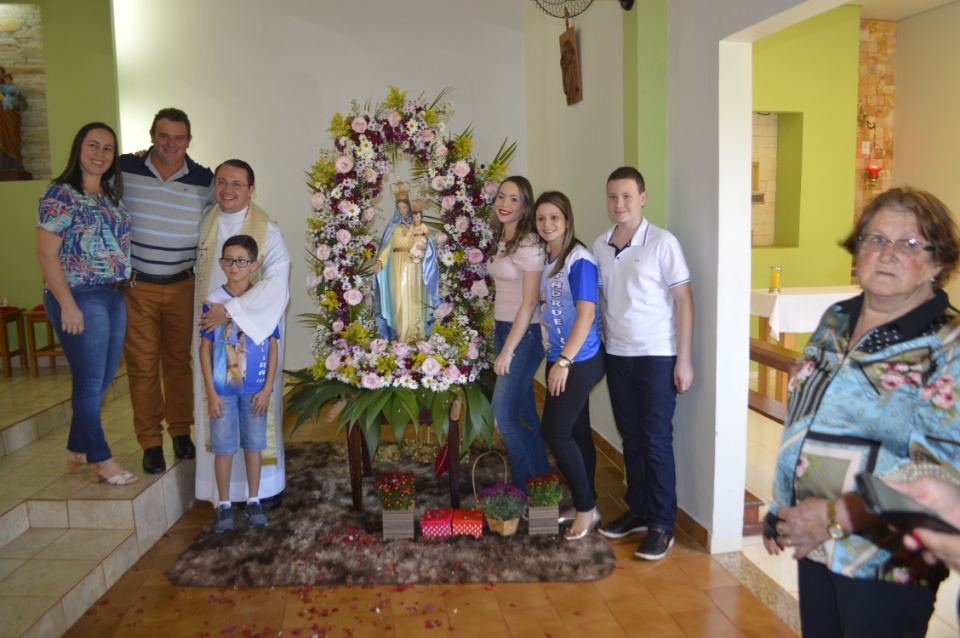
209, 392, 268, 455
605, 354, 678, 530
493, 320, 551, 491
540, 350, 605, 512
44, 286, 126, 464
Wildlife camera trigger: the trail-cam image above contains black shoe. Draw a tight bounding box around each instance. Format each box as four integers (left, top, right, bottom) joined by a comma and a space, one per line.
142, 446, 166, 474
172, 435, 196, 460
598, 511, 648, 539
635, 528, 674, 560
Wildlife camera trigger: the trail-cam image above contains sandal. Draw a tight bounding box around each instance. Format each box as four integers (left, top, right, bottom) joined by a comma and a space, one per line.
67, 451, 88, 474
90, 459, 138, 486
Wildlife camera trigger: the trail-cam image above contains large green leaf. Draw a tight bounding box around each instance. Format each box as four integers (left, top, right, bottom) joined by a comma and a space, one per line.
427, 390, 453, 440
382, 388, 420, 442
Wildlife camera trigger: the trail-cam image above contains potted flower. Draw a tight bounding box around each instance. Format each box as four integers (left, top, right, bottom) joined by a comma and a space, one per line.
374, 471, 416, 539
476, 483, 529, 536
525, 472, 566, 535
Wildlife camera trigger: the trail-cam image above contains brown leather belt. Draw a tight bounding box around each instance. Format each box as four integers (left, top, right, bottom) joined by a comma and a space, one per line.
131, 269, 192, 286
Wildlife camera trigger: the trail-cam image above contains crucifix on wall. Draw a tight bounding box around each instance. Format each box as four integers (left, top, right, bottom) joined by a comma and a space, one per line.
559, 21, 582, 106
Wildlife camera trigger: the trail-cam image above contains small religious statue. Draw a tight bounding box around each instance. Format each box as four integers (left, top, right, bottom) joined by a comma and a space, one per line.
0, 67, 29, 174
372, 181, 441, 342
558, 27, 582, 106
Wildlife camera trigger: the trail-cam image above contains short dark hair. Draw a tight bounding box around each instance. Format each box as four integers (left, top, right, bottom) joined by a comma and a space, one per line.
215, 159, 255, 187
52, 122, 123, 205
607, 166, 646, 193
840, 187, 960, 287
150, 107, 192, 137
222, 234, 259, 262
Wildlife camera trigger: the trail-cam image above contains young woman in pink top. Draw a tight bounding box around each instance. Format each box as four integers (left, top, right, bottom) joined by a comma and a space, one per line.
487, 176, 551, 491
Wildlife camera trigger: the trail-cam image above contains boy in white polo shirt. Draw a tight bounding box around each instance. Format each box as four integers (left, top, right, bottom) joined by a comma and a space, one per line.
593, 167, 695, 560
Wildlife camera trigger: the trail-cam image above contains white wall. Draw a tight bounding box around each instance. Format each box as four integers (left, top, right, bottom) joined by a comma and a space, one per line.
112, 0, 527, 369
522, 1, 624, 448
895, 2, 960, 302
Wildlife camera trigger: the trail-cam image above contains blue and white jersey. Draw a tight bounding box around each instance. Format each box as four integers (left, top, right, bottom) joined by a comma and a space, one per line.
539, 244, 602, 362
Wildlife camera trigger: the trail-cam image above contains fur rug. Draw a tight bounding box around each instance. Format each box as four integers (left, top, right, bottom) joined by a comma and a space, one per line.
167, 441, 616, 587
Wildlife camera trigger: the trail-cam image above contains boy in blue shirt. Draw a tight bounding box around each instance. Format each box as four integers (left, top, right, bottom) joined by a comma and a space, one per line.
200, 235, 280, 532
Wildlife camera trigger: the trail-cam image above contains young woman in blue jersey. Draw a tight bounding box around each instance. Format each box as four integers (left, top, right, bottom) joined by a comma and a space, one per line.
534, 191, 605, 540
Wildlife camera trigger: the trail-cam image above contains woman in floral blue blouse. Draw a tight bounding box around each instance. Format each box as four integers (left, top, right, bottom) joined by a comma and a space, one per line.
763, 187, 960, 637
36, 122, 137, 486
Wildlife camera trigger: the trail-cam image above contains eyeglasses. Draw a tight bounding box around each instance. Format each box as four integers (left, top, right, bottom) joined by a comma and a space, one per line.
215, 179, 249, 189
859, 233, 934, 256
219, 257, 254, 268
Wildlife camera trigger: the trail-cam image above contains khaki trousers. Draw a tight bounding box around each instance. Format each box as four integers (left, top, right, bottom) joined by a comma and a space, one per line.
123, 274, 195, 449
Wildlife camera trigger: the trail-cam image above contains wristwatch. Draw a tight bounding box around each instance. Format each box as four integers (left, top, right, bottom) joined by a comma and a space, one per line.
557, 354, 572, 368
826, 500, 848, 540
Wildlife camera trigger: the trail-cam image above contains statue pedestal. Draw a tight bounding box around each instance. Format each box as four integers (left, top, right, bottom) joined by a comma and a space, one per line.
0, 169, 32, 182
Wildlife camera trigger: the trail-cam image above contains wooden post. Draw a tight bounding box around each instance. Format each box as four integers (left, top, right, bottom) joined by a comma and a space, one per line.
347, 425, 363, 511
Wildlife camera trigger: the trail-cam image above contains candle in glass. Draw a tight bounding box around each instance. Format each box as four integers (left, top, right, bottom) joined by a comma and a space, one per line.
770, 266, 782, 293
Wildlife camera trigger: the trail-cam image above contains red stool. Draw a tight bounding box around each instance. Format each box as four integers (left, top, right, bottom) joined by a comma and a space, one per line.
25, 305, 65, 378
0, 307, 27, 377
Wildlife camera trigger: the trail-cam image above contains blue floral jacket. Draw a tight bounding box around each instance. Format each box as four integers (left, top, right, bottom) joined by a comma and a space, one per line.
771, 290, 960, 587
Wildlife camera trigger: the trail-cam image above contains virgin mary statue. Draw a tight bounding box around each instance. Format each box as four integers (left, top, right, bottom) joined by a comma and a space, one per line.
372, 184, 440, 342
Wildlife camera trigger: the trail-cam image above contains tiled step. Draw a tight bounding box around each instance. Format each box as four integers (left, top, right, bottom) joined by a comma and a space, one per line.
0, 366, 198, 638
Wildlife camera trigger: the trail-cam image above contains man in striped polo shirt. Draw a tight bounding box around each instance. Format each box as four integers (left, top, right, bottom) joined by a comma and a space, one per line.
120, 108, 214, 474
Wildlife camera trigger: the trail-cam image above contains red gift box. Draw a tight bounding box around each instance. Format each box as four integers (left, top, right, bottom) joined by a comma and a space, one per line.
421, 508, 454, 537
452, 509, 483, 537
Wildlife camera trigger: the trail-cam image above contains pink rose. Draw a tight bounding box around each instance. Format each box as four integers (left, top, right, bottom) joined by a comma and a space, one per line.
431, 176, 447, 191
467, 345, 479, 360
325, 352, 341, 371
335, 155, 354, 174
467, 248, 484, 265
455, 216, 470, 232
420, 129, 435, 142
338, 200, 352, 213
933, 390, 957, 409
436, 145, 448, 157
434, 231, 448, 245
433, 302, 453, 321
453, 161, 471, 178
471, 280, 489, 298
351, 117, 368, 133
391, 342, 413, 358
362, 168, 377, 183
483, 181, 498, 198
370, 339, 387, 354
880, 373, 903, 391
344, 289, 363, 306
332, 320, 345, 333
360, 372, 380, 389
421, 357, 441, 376
315, 244, 331, 260
441, 195, 456, 211
417, 341, 434, 354
937, 374, 956, 390
362, 207, 376, 222
336, 229, 352, 244
323, 266, 337, 281
311, 191, 326, 210
387, 111, 402, 128
306, 272, 322, 288
444, 365, 461, 381
922, 384, 937, 401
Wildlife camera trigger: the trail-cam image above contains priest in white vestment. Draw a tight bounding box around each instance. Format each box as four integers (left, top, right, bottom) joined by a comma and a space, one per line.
194, 159, 291, 504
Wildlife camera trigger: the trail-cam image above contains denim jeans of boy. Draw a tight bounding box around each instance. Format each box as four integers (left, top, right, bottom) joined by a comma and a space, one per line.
493, 320, 551, 491
44, 286, 126, 464
606, 354, 678, 530
209, 392, 268, 455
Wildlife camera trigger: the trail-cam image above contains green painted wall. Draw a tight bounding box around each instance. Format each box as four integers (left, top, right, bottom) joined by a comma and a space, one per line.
622, 0, 667, 227
751, 5, 859, 290
0, 0, 119, 309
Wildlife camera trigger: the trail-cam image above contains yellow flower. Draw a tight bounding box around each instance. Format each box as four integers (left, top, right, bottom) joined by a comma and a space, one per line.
328, 113, 351, 138
453, 134, 473, 159
385, 86, 408, 111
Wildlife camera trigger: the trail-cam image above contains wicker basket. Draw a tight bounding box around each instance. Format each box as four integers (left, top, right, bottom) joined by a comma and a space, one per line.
472, 451, 520, 536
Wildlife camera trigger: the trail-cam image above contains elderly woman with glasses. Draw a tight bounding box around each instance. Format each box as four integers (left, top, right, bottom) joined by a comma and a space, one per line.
763, 187, 960, 637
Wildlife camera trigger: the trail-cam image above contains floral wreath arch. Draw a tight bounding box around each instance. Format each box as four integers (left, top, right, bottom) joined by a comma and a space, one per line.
289, 88, 516, 454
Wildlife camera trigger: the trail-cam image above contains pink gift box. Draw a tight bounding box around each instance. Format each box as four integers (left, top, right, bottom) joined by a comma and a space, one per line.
421, 508, 454, 537
452, 509, 483, 538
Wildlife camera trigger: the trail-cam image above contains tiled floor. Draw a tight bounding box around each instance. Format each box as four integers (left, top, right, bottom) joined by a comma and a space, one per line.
51, 394, 797, 637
